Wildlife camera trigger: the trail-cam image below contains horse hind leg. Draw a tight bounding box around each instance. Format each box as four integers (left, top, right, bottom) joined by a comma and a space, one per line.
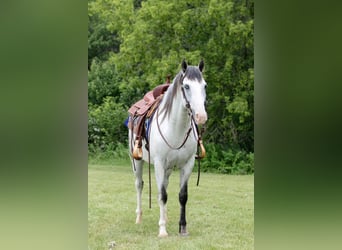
132, 159, 144, 224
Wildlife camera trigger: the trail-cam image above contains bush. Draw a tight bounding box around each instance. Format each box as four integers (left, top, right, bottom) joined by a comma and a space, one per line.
201, 143, 254, 175
88, 142, 130, 164
88, 97, 128, 150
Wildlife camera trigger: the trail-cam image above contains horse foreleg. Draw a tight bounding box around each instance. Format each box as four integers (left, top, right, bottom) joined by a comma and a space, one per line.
133, 159, 144, 224
158, 185, 168, 237
155, 164, 171, 237
179, 164, 193, 236
179, 182, 188, 236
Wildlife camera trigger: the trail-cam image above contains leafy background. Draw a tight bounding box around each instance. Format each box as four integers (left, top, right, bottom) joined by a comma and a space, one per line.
88, 0, 254, 174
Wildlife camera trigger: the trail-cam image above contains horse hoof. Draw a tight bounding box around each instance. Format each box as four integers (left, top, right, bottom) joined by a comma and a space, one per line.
135, 213, 142, 224
158, 231, 168, 238
180, 231, 189, 237
179, 226, 188, 236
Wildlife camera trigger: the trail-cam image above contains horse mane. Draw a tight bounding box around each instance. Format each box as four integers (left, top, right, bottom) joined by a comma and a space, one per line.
159, 66, 203, 121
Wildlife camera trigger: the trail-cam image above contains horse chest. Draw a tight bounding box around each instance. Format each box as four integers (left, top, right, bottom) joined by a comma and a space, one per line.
165, 142, 196, 165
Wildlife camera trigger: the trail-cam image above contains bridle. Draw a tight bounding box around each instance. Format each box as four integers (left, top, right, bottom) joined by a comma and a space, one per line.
144, 70, 205, 208
155, 71, 200, 150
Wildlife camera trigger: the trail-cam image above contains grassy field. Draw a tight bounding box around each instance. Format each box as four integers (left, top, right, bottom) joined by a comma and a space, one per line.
88, 160, 254, 249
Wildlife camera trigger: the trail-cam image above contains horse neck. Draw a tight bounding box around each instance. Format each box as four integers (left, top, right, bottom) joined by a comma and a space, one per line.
160, 84, 191, 132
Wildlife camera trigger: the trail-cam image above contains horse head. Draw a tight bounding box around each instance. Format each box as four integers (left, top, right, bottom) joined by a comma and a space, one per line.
180, 59, 207, 125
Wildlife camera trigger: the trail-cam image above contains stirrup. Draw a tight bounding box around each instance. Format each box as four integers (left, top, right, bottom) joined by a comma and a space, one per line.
132, 140, 143, 160
195, 140, 206, 159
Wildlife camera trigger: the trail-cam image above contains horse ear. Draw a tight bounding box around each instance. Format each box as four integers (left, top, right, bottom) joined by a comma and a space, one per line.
199, 59, 204, 72
181, 59, 187, 73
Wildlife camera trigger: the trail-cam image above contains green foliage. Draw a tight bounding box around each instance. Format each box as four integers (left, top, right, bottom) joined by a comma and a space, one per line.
88, 97, 127, 149
88, 59, 121, 105
88, 7, 120, 69
201, 143, 254, 174
88, 142, 129, 164
88, 0, 254, 173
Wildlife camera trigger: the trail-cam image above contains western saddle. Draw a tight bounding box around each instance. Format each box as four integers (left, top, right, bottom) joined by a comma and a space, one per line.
127, 76, 171, 160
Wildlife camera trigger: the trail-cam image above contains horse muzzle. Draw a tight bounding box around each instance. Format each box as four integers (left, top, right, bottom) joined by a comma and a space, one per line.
194, 112, 207, 125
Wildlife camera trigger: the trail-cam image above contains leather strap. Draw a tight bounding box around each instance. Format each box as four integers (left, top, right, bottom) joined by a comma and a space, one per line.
156, 106, 193, 150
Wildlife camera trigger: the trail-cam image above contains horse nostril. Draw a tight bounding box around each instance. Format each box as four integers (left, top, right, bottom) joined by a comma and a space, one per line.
195, 113, 207, 125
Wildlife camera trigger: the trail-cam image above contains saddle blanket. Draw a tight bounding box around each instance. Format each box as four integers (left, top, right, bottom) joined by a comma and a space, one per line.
124, 114, 154, 140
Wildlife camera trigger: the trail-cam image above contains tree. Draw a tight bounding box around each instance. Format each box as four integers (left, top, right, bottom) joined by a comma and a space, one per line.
88, 0, 254, 171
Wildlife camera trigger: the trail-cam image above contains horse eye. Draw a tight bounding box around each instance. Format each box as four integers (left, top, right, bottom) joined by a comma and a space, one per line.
184, 84, 190, 90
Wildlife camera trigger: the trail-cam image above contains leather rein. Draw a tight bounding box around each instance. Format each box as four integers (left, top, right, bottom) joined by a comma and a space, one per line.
154, 73, 205, 187
155, 74, 198, 150
144, 72, 205, 209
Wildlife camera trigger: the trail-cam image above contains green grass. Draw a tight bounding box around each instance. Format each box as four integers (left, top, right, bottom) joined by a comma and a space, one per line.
88, 160, 254, 249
